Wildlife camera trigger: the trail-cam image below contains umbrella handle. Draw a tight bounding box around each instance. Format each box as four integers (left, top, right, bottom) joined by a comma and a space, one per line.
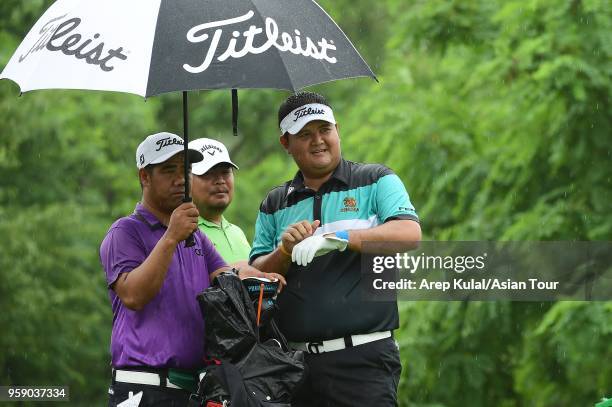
183, 196, 196, 248
182, 91, 196, 248
185, 232, 196, 247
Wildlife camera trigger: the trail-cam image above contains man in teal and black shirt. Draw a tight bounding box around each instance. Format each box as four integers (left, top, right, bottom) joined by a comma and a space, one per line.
250, 92, 421, 407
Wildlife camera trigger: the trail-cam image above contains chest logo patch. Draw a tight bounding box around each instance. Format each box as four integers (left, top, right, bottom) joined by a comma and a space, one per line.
341, 197, 359, 212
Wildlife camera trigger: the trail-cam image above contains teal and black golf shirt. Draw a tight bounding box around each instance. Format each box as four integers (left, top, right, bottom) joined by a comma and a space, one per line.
250, 158, 419, 342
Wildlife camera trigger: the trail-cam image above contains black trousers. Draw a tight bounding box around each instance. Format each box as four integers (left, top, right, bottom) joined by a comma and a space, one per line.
292, 337, 402, 407
108, 382, 191, 407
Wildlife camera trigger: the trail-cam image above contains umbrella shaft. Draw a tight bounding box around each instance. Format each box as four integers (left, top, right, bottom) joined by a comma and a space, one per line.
183, 92, 195, 248
183, 91, 190, 200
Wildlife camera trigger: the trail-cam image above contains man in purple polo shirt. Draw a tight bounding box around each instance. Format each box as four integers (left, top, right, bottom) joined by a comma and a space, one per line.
100, 132, 285, 406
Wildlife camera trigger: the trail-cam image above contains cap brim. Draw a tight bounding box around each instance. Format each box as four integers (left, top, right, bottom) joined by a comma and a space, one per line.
149, 148, 203, 166
286, 116, 336, 135
187, 149, 204, 164
192, 160, 239, 176
279, 103, 336, 135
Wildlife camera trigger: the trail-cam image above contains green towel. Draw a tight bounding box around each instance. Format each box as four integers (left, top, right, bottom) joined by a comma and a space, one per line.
167, 368, 199, 393
596, 398, 612, 407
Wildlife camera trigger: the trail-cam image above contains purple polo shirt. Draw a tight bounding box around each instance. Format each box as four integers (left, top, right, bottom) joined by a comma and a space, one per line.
99, 203, 227, 369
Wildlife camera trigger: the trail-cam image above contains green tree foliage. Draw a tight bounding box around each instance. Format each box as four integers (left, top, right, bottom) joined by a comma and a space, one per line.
334, 0, 611, 405
516, 302, 612, 404
0, 0, 610, 405
0, 205, 109, 405
0, 3, 159, 402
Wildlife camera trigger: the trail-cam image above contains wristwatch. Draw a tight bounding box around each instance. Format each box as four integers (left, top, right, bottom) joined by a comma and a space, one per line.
231, 267, 241, 278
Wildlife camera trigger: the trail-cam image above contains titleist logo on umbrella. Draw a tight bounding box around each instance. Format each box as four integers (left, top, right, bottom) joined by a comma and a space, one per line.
184, 10, 338, 74
1, 0, 376, 97
18, 15, 128, 72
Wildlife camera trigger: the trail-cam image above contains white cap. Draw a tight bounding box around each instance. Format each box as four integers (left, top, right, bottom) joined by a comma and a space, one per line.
189, 138, 239, 176
136, 132, 203, 169
279, 103, 336, 135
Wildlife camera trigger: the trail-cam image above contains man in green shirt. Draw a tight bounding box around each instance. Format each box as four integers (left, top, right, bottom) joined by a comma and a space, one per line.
189, 138, 251, 264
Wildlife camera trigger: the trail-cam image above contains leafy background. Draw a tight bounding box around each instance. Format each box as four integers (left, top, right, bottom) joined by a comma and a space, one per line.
0, 0, 610, 405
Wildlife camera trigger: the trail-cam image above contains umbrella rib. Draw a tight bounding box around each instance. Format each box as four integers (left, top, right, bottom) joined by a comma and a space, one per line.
144, 0, 166, 97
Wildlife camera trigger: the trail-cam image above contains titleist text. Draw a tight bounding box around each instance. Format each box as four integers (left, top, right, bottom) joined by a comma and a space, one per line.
184, 10, 337, 74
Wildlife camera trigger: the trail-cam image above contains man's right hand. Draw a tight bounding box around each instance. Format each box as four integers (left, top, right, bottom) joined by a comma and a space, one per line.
165, 202, 200, 243
281, 220, 320, 254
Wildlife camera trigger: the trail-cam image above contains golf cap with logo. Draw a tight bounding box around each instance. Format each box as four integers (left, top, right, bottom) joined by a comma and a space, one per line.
189, 138, 239, 176
136, 132, 203, 169
279, 103, 336, 135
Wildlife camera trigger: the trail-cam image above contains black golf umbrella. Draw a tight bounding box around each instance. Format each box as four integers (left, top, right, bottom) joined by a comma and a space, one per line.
1, 0, 377, 243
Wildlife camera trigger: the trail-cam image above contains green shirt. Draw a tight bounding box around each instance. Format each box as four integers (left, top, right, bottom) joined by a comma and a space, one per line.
198, 216, 251, 263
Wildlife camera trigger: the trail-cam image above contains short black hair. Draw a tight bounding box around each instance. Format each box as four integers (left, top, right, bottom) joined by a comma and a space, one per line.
278, 91, 331, 128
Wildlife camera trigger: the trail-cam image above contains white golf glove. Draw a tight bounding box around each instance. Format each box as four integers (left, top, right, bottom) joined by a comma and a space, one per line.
291, 231, 349, 266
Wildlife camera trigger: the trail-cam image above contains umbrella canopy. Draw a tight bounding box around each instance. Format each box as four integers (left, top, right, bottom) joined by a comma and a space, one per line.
1, 0, 376, 96
0, 0, 376, 246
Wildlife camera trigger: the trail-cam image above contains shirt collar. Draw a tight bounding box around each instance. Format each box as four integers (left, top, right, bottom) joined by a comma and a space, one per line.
134, 202, 165, 230
331, 158, 350, 185
287, 158, 349, 197
198, 215, 229, 230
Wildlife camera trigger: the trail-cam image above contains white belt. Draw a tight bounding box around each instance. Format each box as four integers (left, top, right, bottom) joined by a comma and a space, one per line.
289, 331, 392, 354
114, 369, 181, 389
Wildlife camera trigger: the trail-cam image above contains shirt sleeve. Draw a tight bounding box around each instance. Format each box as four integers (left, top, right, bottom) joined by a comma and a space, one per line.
99, 225, 146, 288
198, 231, 228, 273
375, 173, 419, 223
249, 209, 277, 263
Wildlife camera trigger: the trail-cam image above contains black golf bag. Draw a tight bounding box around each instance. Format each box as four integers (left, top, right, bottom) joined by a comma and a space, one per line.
189, 273, 304, 407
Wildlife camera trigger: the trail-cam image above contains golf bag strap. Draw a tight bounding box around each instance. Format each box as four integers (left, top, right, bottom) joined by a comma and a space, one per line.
269, 319, 290, 351
220, 362, 253, 407
191, 362, 250, 407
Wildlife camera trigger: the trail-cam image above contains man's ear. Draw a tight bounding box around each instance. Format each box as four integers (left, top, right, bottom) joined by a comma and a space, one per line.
139, 168, 151, 188
335, 123, 340, 138
279, 133, 290, 154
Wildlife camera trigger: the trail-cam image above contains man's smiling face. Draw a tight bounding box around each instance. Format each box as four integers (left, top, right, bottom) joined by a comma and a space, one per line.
282, 120, 341, 179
